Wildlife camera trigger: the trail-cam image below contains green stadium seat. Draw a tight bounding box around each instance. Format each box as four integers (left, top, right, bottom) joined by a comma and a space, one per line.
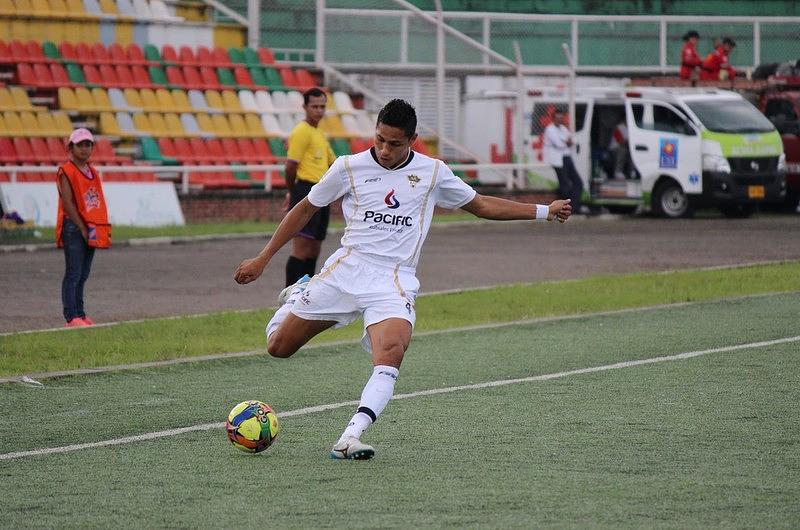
248, 67, 269, 88
42, 41, 60, 61
228, 47, 246, 65
263, 67, 287, 90
243, 47, 260, 66
267, 137, 287, 157
144, 44, 162, 63
216, 67, 236, 88
148, 65, 169, 87
141, 136, 179, 165
330, 138, 351, 157
66, 63, 86, 85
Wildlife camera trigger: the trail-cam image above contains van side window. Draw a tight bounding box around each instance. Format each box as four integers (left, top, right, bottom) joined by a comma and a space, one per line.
652, 105, 689, 134
530, 102, 588, 135
631, 104, 645, 128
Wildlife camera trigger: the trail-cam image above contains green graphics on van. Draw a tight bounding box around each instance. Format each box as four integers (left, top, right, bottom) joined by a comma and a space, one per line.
701, 130, 783, 158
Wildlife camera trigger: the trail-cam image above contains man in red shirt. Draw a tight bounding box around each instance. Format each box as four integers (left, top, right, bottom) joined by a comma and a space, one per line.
679, 30, 701, 81
701, 37, 736, 81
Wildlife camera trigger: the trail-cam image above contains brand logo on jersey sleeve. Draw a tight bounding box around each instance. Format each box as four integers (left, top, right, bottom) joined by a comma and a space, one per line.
384, 189, 400, 209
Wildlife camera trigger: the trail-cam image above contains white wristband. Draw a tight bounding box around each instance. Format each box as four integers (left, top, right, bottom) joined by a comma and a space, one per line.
535, 204, 550, 221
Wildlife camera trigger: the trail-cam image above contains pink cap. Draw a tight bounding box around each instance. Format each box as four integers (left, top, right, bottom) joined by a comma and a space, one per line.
67, 128, 94, 146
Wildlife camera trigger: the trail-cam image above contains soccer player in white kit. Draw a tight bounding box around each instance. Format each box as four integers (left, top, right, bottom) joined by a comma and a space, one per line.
234, 99, 572, 460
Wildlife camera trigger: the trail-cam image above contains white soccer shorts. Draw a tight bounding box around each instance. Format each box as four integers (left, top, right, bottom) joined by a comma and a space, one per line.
290, 247, 419, 353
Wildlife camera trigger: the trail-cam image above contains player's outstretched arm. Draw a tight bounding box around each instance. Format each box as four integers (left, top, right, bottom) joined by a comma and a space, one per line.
234, 198, 320, 284
461, 195, 572, 223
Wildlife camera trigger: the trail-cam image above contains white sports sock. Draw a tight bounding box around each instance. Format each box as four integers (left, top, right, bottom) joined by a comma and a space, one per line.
338, 365, 399, 442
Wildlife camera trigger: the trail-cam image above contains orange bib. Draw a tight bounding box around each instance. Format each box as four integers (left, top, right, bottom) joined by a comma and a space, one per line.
56, 161, 112, 248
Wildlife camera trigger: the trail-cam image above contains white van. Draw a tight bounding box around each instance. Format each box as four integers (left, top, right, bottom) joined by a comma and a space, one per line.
526, 87, 787, 217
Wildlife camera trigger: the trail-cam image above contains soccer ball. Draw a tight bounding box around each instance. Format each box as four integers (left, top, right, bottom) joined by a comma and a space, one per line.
225, 400, 279, 453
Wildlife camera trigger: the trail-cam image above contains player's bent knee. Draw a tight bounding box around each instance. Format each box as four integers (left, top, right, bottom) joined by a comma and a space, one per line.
266, 332, 299, 358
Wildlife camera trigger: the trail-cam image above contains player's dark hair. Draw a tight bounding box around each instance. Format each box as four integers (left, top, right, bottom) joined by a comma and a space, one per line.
722, 36, 736, 47
376, 99, 417, 138
303, 87, 326, 105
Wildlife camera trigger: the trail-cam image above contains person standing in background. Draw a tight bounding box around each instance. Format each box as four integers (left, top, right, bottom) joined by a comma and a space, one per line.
55, 128, 111, 327
701, 37, 736, 81
679, 30, 702, 81
543, 110, 585, 213
283, 87, 337, 286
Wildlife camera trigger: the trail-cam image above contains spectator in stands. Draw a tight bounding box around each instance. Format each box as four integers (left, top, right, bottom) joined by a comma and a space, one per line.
679, 30, 702, 81
283, 87, 337, 286
608, 120, 631, 179
543, 110, 585, 213
55, 128, 111, 327
701, 36, 736, 81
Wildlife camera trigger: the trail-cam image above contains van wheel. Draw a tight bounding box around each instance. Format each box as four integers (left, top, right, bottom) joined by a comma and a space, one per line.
652, 181, 693, 218
719, 203, 755, 218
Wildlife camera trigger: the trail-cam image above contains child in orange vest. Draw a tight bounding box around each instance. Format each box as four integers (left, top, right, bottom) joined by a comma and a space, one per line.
56, 128, 112, 327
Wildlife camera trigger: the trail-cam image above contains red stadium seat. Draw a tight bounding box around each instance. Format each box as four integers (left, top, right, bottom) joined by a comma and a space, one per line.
82, 64, 103, 86
9, 40, 29, 62
294, 69, 318, 91
94, 138, 127, 163
0, 41, 13, 64
206, 138, 228, 162
16, 63, 37, 87
189, 138, 215, 163
279, 67, 299, 90
162, 45, 179, 65
114, 65, 138, 89
232, 66, 255, 89
125, 44, 148, 66
28, 137, 53, 162
0, 137, 18, 163
58, 42, 80, 63
24, 41, 48, 63
75, 42, 95, 64
251, 138, 273, 160
32, 63, 57, 88
98, 64, 121, 87
50, 63, 73, 87
219, 138, 243, 161
212, 47, 231, 67
166, 66, 188, 89
172, 138, 196, 163
198, 67, 223, 90
177, 45, 196, 66
350, 138, 372, 154
412, 138, 430, 156
108, 43, 128, 65
12, 138, 37, 163
46, 137, 66, 162
131, 65, 153, 89
235, 138, 260, 162
91, 43, 112, 64
257, 47, 275, 65
157, 137, 178, 159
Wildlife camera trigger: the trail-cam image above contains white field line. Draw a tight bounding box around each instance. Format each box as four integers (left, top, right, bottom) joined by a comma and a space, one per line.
2, 289, 798, 385
2, 259, 796, 338
1, 334, 798, 462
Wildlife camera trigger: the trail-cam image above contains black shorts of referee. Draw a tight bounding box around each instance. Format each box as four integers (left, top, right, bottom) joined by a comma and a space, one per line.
289, 179, 330, 241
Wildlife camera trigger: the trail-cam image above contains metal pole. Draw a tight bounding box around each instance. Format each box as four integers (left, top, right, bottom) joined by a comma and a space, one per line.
561, 43, 576, 136
181, 170, 188, 194
659, 19, 667, 72
246, 0, 260, 49
400, 14, 408, 63
316, 0, 325, 66
512, 40, 525, 190
482, 16, 490, 67
753, 20, 761, 69
435, 0, 445, 146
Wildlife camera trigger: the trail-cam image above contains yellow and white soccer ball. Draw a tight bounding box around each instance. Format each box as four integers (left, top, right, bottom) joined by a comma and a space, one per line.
225, 401, 279, 453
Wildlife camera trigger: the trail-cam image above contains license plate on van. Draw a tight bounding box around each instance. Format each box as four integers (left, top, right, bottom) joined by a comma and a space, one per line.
748, 185, 765, 199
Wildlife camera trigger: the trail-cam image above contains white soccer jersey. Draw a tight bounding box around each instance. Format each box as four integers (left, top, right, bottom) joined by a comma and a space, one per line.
307, 148, 476, 270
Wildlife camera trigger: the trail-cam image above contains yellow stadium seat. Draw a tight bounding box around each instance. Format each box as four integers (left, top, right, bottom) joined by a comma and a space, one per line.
0, 0, 15, 16
211, 114, 233, 137
0, 89, 14, 111
98, 0, 116, 13
228, 114, 248, 138
163, 113, 186, 137
91, 88, 113, 112
14, 0, 35, 16
326, 93, 338, 112
123, 88, 143, 110
0, 114, 8, 137
37, 112, 60, 136
244, 113, 267, 137
52, 111, 72, 136
195, 113, 215, 136
204, 90, 224, 112
221, 90, 243, 113
79, 20, 99, 42
99, 112, 122, 136
140, 89, 159, 112
155, 89, 175, 112
47, 0, 67, 16
320, 114, 349, 138
64, 0, 85, 15
10, 87, 39, 111
30, 0, 51, 15
147, 112, 168, 137
15, 111, 38, 136
58, 87, 80, 112
75, 87, 96, 113
115, 21, 133, 45
133, 113, 153, 135
43, 20, 65, 43
169, 90, 193, 113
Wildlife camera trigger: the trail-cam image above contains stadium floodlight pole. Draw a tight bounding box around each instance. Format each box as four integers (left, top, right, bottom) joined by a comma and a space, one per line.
561, 43, 576, 136
434, 0, 445, 145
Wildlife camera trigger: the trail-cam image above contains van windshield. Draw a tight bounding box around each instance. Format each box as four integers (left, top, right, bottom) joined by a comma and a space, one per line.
686, 99, 775, 133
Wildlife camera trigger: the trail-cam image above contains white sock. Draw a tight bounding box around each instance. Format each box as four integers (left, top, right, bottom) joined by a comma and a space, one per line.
338, 365, 399, 443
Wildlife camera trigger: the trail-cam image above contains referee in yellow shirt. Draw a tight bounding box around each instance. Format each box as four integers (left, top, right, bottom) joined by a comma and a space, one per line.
283, 87, 337, 286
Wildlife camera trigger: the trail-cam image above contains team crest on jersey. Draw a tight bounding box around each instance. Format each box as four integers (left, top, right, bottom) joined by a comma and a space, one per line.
384, 189, 400, 209
407, 174, 421, 187
83, 187, 100, 212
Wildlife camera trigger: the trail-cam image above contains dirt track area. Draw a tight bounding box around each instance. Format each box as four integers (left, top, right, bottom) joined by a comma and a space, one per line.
2, 215, 799, 333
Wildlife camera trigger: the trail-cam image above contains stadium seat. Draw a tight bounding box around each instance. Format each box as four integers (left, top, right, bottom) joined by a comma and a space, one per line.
99, 111, 122, 136
188, 137, 214, 163
232, 66, 255, 89
82, 64, 102, 87
125, 44, 147, 66
148, 65, 169, 87
75, 42, 95, 64
174, 45, 193, 66
234, 137, 259, 162
15, 63, 37, 87
228, 113, 248, 137
141, 136, 178, 165
58, 87, 79, 112
0, 88, 14, 110
99, 0, 119, 14
203, 89, 224, 112
91, 87, 113, 111
58, 42, 79, 63
131, 0, 153, 19
333, 91, 356, 112
24, 41, 47, 63
262, 67, 286, 90
350, 137, 372, 154
244, 113, 266, 137
270, 91, 288, 111
91, 43, 112, 64
285, 90, 303, 111
242, 47, 260, 66
132, 112, 152, 135
108, 88, 129, 110
160, 45, 178, 65
198, 67, 222, 90
254, 90, 274, 112
163, 112, 185, 137
108, 43, 128, 65
150, 0, 177, 21
267, 137, 287, 157
10, 87, 38, 110
0, 137, 17, 162
277, 112, 296, 134
278, 68, 299, 90
341, 114, 362, 137
66, 63, 86, 85
238, 90, 258, 112
93, 138, 123, 163
2, 111, 24, 135
355, 111, 374, 136
9, 40, 29, 63
172, 137, 195, 162
187, 89, 210, 112
330, 137, 351, 156
179, 112, 201, 136
219, 90, 243, 113
0, 42, 13, 65
121, 88, 143, 110
156, 137, 178, 160
148, 112, 170, 137
248, 66, 269, 88
12, 137, 37, 162
74, 87, 96, 112
228, 47, 245, 65
216, 67, 236, 89
195, 112, 214, 136
33, 63, 58, 89
144, 44, 162, 64
257, 47, 274, 65
180, 66, 205, 90
211, 113, 232, 137
115, 111, 136, 136
169, 89, 193, 113
295, 69, 318, 92
42, 41, 60, 61
45, 137, 66, 162
49, 63, 73, 88
139, 88, 159, 111
260, 113, 286, 137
